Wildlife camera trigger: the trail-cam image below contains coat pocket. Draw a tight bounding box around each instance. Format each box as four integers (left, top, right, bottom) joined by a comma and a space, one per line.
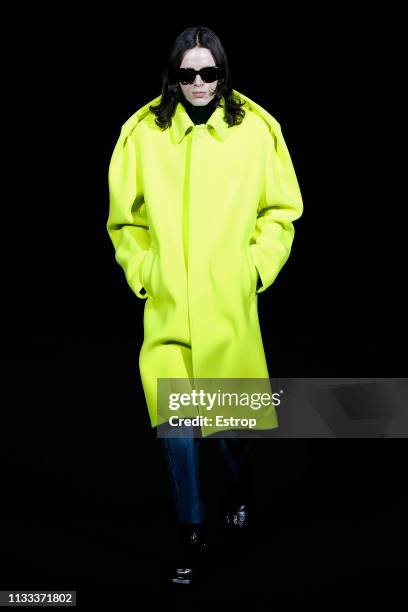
141, 248, 157, 300
246, 246, 258, 297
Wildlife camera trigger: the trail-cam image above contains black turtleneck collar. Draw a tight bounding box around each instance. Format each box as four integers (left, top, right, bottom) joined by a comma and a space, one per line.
179, 95, 219, 125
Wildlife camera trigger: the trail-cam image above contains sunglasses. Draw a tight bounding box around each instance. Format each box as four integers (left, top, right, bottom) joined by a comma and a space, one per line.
171, 66, 224, 85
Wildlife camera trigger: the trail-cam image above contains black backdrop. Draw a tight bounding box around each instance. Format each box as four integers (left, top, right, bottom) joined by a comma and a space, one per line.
0, 10, 406, 605
1, 16, 406, 350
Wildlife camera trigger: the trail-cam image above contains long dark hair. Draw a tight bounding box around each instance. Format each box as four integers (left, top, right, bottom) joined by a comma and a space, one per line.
149, 26, 246, 130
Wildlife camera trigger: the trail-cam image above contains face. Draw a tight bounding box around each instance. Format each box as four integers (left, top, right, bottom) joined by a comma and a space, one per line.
179, 47, 218, 106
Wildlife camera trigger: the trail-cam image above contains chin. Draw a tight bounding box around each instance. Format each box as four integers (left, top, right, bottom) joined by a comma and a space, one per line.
190, 96, 213, 105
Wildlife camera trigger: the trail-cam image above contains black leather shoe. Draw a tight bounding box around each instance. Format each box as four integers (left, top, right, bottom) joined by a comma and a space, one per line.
223, 503, 251, 559
170, 523, 208, 586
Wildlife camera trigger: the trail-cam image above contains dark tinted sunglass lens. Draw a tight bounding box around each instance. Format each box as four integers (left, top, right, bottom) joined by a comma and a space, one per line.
178, 68, 195, 84
201, 67, 219, 82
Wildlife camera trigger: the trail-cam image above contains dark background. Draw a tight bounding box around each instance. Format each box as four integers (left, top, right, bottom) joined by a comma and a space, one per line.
1, 10, 406, 605
2, 18, 406, 349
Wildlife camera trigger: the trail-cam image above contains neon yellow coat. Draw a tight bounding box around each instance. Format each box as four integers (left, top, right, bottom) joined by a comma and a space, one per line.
107, 90, 303, 436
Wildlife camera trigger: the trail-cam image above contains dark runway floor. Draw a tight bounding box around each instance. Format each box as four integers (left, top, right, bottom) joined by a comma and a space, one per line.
0, 502, 406, 606
0, 339, 406, 606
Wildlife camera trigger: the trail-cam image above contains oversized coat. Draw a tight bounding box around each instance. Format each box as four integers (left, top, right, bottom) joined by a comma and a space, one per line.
107, 89, 303, 436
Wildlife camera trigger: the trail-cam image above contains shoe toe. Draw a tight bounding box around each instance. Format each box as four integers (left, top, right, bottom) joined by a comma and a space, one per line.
225, 503, 250, 530
171, 567, 194, 585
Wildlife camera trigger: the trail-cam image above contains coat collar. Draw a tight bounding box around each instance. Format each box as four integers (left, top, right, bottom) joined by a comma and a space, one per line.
170, 98, 230, 144
121, 89, 281, 146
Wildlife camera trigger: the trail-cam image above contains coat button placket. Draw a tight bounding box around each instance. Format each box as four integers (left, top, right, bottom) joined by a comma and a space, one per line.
188, 126, 204, 415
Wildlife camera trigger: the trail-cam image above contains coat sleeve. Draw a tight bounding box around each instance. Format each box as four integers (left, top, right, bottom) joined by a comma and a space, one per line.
250, 121, 303, 294
106, 125, 150, 300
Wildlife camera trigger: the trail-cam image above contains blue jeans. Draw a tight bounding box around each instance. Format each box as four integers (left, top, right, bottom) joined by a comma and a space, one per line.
159, 424, 251, 524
